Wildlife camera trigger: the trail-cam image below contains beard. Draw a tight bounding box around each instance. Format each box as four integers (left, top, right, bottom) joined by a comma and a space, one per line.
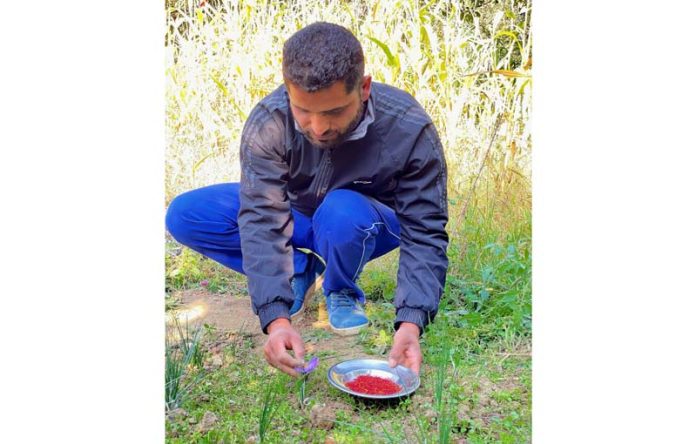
302, 100, 366, 150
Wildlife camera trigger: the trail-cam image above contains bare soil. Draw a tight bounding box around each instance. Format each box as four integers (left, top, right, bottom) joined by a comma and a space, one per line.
168, 289, 372, 365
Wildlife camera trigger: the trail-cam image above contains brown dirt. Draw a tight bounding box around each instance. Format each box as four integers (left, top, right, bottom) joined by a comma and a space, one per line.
310, 401, 343, 430
169, 289, 263, 335
167, 289, 373, 364
196, 411, 219, 433
458, 371, 529, 427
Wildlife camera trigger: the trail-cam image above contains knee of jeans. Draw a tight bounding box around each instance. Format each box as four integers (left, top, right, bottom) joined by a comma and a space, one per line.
313, 189, 373, 236
165, 194, 195, 245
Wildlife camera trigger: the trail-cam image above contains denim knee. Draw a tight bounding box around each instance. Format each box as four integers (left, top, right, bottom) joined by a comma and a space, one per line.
314, 190, 371, 228
165, 192, 195, 246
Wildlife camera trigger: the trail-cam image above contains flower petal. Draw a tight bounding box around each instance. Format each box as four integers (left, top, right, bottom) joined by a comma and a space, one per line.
305, 356, 319, 373
295, 356, 319, 374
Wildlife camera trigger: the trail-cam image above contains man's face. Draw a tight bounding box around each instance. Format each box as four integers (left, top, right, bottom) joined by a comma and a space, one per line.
286, 76, 371, 149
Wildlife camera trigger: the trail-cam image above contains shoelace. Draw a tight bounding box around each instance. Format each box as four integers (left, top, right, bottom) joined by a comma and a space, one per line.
329, 291, 357, 310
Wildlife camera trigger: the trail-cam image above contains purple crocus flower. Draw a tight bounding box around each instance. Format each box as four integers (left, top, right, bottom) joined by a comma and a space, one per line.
295, 356, 319, 374
201, 280, 209, 287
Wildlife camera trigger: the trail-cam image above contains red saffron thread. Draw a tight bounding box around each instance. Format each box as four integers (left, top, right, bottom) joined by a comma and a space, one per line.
345, 375, 402, 395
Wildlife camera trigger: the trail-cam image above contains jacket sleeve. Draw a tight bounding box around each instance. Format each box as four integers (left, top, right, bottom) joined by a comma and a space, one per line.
392, 122, 449, 334
238, 106, 295, 333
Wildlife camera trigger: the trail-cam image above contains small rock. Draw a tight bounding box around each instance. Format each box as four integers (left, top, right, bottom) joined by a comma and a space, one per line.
425, 409, 438, 423
198, 393, 211, 402
457, 404, 471, 420
196, 411, 218, 433
166, 408, 188, 421
211, 354, 224, 368
325, 437, 337, 444
188, 416, 198, 424
310, 403, 335, 430
486, 413, 501, 423
245, 435, 258, 443
411, 393, 426, 406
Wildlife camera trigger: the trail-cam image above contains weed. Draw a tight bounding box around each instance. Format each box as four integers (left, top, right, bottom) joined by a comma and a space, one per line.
258, 375, 286, 443
412, 413, 432, 444
165, 318, 205, 410
432, 340, 457, 444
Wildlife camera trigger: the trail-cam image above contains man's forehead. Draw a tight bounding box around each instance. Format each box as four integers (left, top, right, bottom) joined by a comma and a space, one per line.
286, 80, 355, 112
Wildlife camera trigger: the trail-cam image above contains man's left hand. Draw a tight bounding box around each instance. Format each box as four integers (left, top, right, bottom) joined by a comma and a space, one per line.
388, 322, 422, 375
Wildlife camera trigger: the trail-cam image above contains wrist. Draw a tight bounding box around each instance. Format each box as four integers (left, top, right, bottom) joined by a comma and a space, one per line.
394, 307, 428, 336
258, 301, 292, 334
397, 322, 420, 335
267, 317, 291, 334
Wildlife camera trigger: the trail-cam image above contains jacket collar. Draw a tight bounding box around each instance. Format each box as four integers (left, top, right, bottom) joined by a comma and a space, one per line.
343, 94, 375, 142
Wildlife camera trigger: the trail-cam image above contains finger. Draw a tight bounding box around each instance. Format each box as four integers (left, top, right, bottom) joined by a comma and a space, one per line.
289, 334, 305, 362
267, 348, 301, 377
407, 346, 422, 375
263, 342, 273, 365
388, 346, 403, 368
274, 341, 304, 369
275, 362, 301, 378
410, 357, 421, 375
387, 349, 395, 367
389, 336, 407, 366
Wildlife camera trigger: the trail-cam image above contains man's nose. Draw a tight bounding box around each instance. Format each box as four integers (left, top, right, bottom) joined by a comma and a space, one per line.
310, 116, 331, 137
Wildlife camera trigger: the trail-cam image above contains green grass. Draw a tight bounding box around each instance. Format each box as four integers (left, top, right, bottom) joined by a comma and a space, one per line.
163, 334, 531, 443
164, 0, 532, 441
166, 238, 248, 296
166, 319, 206, 410
259, 376, 286, 443
165, 199, 531, 443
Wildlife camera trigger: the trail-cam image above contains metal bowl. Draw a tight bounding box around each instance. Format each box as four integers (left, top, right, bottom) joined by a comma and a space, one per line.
327, 358, 420, 400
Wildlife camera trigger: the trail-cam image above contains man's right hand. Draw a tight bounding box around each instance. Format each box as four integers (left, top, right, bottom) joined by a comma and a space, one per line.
263, 318, 306, 377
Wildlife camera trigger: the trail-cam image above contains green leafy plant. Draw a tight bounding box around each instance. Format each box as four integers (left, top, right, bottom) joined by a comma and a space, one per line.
294, 356, 318, 408
434, 340, 456, 444
165, 319, 205, 410
259, 375, 285, 443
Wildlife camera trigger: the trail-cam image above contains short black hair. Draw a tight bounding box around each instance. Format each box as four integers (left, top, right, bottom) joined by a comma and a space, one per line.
282, 22, 364, 94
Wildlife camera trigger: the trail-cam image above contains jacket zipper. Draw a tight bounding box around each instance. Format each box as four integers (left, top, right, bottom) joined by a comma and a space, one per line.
313, 149, 334, 207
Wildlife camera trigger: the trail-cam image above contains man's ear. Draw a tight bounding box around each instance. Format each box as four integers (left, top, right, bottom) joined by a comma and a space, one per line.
360, 75, 372, 102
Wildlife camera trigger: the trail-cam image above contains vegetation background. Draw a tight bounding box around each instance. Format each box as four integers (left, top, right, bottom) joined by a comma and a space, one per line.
164, 0, 531, 442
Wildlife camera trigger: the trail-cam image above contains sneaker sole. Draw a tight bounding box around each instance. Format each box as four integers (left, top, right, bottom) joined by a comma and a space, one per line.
329, 321, 369, 336
290, 274, 324, 320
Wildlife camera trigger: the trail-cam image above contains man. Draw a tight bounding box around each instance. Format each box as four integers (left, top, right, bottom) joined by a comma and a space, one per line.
166, 22, 449, 377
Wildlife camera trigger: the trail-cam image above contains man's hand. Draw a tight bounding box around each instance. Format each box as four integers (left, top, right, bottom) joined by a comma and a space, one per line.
264, 318, 305, 377
388, 322, 422, 375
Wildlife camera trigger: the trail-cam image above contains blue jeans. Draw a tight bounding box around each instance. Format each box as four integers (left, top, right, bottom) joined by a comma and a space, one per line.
165, 183, 401, 302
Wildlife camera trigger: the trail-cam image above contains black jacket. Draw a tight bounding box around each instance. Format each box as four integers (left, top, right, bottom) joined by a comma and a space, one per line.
238, 82, 449, 333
